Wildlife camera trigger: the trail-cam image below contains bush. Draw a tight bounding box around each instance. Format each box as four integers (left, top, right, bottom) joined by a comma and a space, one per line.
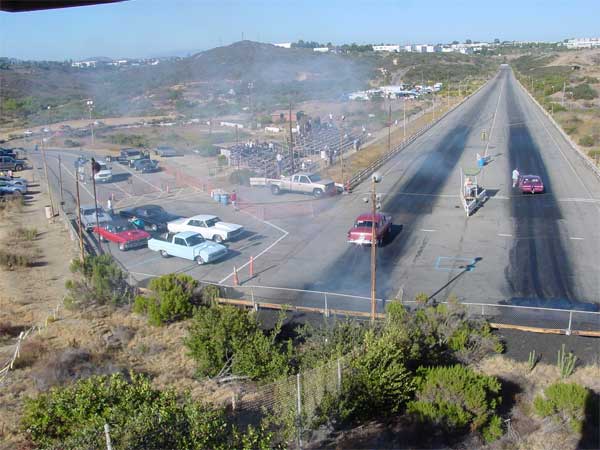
65, 254, 131, 308
0, 249, 33, 268
564, 125, 578, 135
185, 305, 292, 381
133, 274, 199, 325
108, 133, 148, 148
229, 168, 258, 186
533, 382, 589, 433
64, 139, 81, 148
579, 135, 595, 147
572, 83, 598, 100
217, 154, 228, 167
407, 365, 503, 442
21, 372, 274, 449
10, 226, 37, 241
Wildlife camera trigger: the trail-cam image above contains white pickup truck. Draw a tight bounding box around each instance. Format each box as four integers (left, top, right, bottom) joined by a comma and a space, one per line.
250, 172, 336, 198
167, 215, 243, 243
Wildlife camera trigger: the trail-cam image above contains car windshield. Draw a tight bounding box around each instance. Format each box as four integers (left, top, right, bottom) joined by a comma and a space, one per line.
186, 234, 205, 246
82, 207, 104, 215
140, 206, 164, 215
205, 217, 220, 227
355, 220, 376, 228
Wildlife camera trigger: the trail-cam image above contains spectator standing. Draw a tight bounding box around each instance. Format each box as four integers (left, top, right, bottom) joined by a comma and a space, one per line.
106, 198, 113, 215
276, 153, 283, 176
230, 190, 238, 210
7, 169, 13, 179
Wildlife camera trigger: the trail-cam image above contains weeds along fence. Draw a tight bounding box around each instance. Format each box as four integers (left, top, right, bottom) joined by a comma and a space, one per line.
209, 284, 600, 337
0, 300, 63, 386
230, 356, 347, 448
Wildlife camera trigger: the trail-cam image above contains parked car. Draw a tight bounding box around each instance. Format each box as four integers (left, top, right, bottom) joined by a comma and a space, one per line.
93, 161, 113, 183
112, 148, 148, 165
0, 176, 28, 188
148, 231, 228, 264
119, 205, 180, 231
518, 175, 544, 194
167, 215, 243, 243
0, 156, 26, 172
0, 149, 18, 159
154, 145, 178, 157
92, 219, 150, 251
80, 205, 112, 231
0, 180, 27, 194
132, 158, 159, 172
347, 213, 393, 246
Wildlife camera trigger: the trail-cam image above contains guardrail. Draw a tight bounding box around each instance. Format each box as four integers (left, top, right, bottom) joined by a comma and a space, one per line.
347, 77, 492, 190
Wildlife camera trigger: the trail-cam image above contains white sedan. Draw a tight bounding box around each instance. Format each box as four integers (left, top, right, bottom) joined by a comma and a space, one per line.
167, 214, 243, 243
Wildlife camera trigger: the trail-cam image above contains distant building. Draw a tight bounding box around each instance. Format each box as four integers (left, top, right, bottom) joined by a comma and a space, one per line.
425, 45, 435, 53
313, 47, 330, 53
404, 45, 413, 52
274, 42, 292, 49
373, 44, 401, 52
565, 38, 600, 49
71, 60, 97, 68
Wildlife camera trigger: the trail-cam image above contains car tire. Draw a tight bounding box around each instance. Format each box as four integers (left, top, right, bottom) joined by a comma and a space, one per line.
118, 243, 126, 251
160, 250, 169, 258
271, 185, 281, 195
195, 255, 205, 265
313, 188, 323, 198
15, 165, 23, 171
213, 235, 223, 244
150, 223, 158, 231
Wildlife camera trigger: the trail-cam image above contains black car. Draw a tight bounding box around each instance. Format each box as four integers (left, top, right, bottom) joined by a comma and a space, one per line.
118, 205, 180, 231
133, 159, 159, 173
0, 149, 17, 159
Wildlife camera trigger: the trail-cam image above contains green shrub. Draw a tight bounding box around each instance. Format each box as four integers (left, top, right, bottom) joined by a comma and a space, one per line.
579, 135, 595, 147
64, 139, 81, 148
564, 125, 578, 135
133, 274, 199, 325
573, 83, 598, 100
533, 382, 589, 433
217, 154, 228, 167
21, 372, 274, 449
66, 254, 130, 307
229, 168, 258, 186
10, 226, 37, 241
407, 365, 503, 442
185, 305, 291, 380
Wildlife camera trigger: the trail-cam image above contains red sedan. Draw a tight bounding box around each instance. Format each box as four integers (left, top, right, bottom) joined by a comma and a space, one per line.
347, 213, 392, 246
518, 175, 544, 194
93, 219, 150, 251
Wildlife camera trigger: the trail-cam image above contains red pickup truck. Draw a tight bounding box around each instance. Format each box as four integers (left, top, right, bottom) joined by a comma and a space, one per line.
347, 213, 392, 246
93, 219, 150, 251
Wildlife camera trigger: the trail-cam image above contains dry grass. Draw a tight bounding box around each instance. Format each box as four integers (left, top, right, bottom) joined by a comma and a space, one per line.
0, 249, 34, 269
9, 227, 37, 242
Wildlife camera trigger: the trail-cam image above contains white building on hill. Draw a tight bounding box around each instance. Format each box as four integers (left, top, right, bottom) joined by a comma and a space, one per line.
566, 38, 600, 49
373, 44, 401, 52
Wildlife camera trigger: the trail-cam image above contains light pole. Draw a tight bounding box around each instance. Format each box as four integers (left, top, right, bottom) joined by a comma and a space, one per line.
339, 114, 346, 189
87, 100, 94, 145
47, 106, 51, 128
403, 97, 406, 139
368, 172, 382, 323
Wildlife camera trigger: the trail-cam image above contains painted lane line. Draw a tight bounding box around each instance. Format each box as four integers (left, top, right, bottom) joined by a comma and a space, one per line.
421, 229, 436, 232
483, 75, 504, 159
118, 163, 165, 193
498, 233, 513, 237
569, 237, 584, 241
219, 210, 289, 284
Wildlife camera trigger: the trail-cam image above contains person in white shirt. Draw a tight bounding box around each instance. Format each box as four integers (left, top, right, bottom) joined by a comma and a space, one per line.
512, 168, 520, 188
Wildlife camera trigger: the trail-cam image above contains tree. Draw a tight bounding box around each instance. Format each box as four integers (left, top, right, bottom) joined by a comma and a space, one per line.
465, 39, 472, 44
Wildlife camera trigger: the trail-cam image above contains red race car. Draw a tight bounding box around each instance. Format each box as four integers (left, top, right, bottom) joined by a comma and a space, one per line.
93, 219, 150, 251
518, 175, 544, 194
347, 213, 392, 246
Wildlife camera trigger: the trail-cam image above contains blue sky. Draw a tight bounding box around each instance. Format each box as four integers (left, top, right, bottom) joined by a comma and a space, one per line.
1, 0, 598, 60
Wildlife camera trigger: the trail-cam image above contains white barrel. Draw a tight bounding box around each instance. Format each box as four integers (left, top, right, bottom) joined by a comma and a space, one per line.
44, 206, 53, 219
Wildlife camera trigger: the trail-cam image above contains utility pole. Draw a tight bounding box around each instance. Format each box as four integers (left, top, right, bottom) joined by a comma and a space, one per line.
403, 97, 406, 139
369, 173, 381, 324
339, 119, 345, 188
432, 95, 435, 122
288, 102, 294, 173
75, 175, 85, 262
235, 124, 240, 174
87, 100, 94, 146
90, 158, 101, 251
58, 153, 64, 205
387, 102, 392, 153
40, 138, 55, 217
562, 81, 566, 107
